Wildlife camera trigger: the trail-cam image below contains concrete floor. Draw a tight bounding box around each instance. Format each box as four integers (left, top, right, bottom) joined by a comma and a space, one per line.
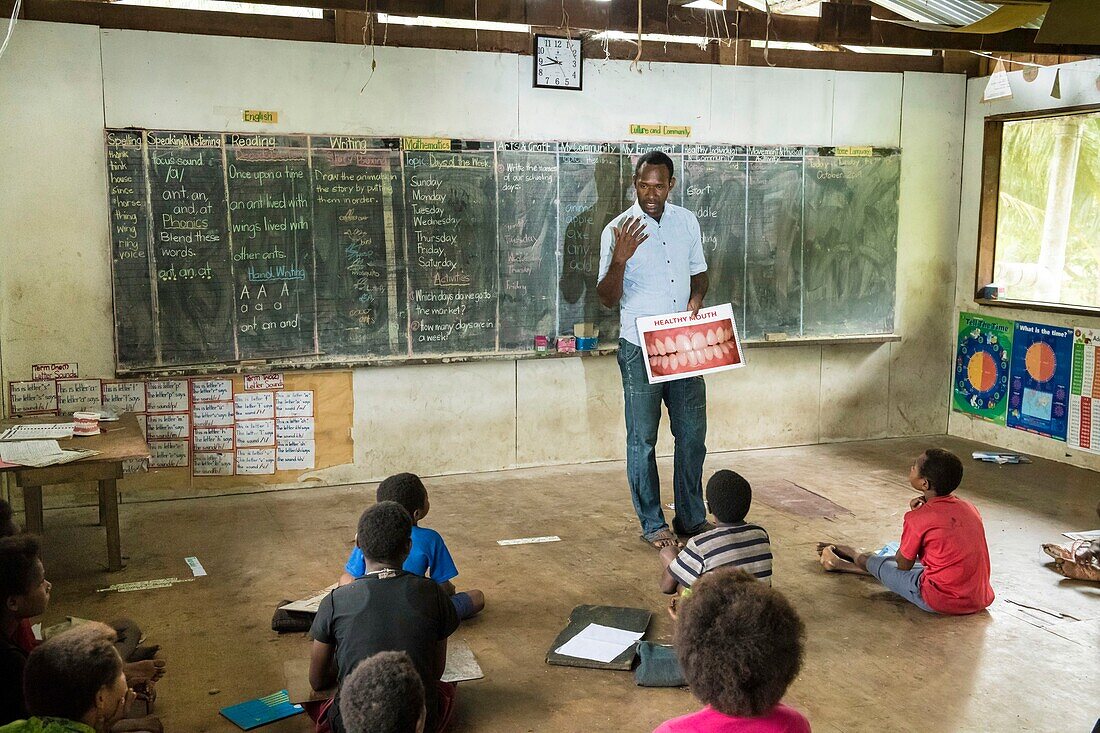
31, 436, 1100, 733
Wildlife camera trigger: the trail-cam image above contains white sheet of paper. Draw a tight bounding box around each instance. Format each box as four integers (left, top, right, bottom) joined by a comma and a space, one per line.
192, 401, 235, 427
276, 440, 315, 470
146, 380, 189, 413
56, 379, 103, 413
102, 381, 147, 414
192, 451, 234, 476
0, 424, 74, 441
281, 584, 339, 614
554, 623, 644, 663
1062, 529, 1100, 542
9, 381, 59, 414
0, 440, 65, 465
236, 447, 276, 474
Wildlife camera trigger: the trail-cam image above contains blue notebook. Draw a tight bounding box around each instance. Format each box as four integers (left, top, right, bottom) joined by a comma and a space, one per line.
220, 689, 304, 730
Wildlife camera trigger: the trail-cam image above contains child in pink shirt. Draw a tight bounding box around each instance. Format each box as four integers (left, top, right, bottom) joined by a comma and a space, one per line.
654, 568, 811, 733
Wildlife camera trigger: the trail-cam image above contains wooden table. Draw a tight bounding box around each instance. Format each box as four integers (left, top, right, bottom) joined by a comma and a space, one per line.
0, 413, 149, 571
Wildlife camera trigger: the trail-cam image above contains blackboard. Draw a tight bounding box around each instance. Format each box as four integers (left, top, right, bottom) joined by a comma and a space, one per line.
105, 130, 901, 373
310, 137, 406, 357
681, 146, 748, 330
498, 142, 560, 349
557, 143, 623, 343
405, 145, 498, 355
224, 134, 315, 359
146, 131, 235, 366
106, 130, 155, 367
802, 151, 899, 336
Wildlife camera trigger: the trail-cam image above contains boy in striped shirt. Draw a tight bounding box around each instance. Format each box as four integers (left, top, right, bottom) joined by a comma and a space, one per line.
659, 470, 773, 596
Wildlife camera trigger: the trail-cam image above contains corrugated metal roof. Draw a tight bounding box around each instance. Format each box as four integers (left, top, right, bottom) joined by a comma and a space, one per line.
730, 0, 1043, 31
871, 0, 1044, 29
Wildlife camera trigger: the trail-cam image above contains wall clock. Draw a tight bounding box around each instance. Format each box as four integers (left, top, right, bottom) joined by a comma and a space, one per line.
533, 34, 583, 91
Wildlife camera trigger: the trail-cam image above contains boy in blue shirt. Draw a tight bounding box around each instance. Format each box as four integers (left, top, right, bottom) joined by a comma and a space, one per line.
339, 473, 485, 620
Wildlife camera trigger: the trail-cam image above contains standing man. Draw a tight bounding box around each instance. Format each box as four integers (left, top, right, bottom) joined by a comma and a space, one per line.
597, 151, 711, 550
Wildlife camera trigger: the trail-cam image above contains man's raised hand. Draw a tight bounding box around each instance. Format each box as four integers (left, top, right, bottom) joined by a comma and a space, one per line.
612, 216, 649, 264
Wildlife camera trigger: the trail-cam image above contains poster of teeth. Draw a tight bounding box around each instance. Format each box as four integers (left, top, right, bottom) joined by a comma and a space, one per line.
637, 303, 745, 384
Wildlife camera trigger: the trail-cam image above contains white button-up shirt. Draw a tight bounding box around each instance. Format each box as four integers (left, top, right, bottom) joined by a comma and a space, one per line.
598, 201, 708, 346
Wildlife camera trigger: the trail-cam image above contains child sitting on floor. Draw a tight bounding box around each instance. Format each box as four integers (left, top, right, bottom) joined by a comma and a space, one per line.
0, 622, 139, 733
817, 448, 995, 615
339, 473, 484, 620
658, 470, 772, 599
311, 501, 460, 733
339, 652, 426, 733
655, 568, 810, 733
0, 535, 164, 730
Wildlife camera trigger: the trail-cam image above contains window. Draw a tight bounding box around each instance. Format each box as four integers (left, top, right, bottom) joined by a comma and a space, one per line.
977, 106, 1100, 314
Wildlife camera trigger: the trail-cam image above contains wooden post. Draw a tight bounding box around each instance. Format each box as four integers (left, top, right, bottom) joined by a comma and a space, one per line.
22, 486, 44, 534
101, 479, 123, 572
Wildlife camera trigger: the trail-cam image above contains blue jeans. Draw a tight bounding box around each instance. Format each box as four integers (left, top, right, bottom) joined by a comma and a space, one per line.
866, 554, 936, 613
617, 338, 708, 539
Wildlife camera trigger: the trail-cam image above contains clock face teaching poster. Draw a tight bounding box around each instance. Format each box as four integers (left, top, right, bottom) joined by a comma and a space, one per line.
953, 312, 1013, 424
1006, 320, 1072, 440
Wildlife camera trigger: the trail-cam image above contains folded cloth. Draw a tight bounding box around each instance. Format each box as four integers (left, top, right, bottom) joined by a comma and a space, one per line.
272, 600, 314, 634
633, 641, 686, 687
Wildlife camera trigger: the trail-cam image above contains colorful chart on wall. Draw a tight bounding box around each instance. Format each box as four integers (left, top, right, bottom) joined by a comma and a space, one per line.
953, 312, 1012, 424
1006, 321, 1072, 440
1068, 327, 1100, 454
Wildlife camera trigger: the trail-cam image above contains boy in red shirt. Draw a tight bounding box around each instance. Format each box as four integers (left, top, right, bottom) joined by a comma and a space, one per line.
817, 448, 994, 615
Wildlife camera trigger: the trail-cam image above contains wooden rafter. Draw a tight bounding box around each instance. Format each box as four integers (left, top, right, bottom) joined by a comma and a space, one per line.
193, 0, 1099, 54
1, 0, 1090, 71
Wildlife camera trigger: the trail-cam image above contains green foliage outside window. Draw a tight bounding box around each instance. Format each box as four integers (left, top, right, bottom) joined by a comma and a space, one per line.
994, 110, 1100, 308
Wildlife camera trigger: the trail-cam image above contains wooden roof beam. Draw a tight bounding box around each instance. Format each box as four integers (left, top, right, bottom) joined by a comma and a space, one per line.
195, 0, 1100, 54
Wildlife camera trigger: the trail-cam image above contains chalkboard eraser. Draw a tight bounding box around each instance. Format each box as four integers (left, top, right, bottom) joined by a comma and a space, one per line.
764, 332, 788, 342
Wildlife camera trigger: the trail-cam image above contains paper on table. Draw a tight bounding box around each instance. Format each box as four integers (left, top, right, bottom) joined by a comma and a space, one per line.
0, 440, 64, 465
0, 424, 75, 441
47, 450, 99, 466
0, 441, 98, 467
554, 623, 645, 664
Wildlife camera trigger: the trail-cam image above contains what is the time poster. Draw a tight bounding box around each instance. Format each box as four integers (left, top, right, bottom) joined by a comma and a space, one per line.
1068, 327, 1100, 454
953, 312, 1013, 424
1006, 321, 1072, 440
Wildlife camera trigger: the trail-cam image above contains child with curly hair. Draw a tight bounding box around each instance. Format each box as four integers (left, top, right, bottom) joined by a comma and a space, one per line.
655, 567, 810, 733
338, 652, 425, 733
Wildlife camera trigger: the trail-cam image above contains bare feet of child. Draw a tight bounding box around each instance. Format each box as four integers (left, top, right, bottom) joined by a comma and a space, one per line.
1042, 543, 1072, 561
816, 543, 871, 575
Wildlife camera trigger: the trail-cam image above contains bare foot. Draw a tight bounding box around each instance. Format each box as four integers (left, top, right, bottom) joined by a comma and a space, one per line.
817, 542, 858, 563
1054, 558, 1100, 582
819, 545, 871, 575
124, 659, 166, 685
1042, 543, 1072, 561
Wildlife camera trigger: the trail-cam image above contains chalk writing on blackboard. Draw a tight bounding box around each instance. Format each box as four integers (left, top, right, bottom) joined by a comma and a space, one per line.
106, 130, 901, 371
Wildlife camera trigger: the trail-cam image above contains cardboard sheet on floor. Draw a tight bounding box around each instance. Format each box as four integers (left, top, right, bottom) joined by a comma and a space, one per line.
546, 605, 651, 671
752, 479, 852, 519
442, 639, 484, 683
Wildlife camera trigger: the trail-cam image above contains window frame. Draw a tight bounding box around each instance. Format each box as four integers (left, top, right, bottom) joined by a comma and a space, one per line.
975, 102, 1100, 318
